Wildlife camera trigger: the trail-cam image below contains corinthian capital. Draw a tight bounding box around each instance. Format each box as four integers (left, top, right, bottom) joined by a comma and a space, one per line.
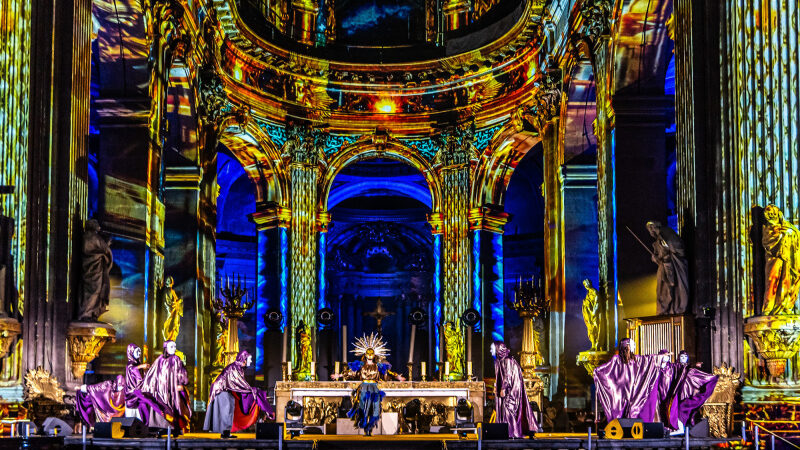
529, 69, 563, 131
284, 123, 324, 165
579, 0, 612, 43
435, 123, 476, 167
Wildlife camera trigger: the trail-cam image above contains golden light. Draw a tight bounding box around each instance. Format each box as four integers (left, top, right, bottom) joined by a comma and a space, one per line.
375, 98, 396, 113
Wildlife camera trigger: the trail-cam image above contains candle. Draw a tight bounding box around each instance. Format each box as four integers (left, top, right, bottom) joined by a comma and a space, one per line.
444, 361, 450, 375
310, 361, 316, 379
335, 361, 340, 375
408, 324, 416, 364
342, 325, 348, 363
421, 361, 426, 377
287, 363, 292, 378
438, 325, 445, 362
467, 361, 473, 377
282, 326, 288, 361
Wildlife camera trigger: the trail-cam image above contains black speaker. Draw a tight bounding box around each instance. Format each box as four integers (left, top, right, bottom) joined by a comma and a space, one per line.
689, 418, 709, 438
264, 309, 283, 330
642, 422, 665, 439
408, 308, 427, 326
94, 421, 123, 439
461, 308, 481, 327
256, 422, 283, 439
110, 417, 148, 438
604, 418, 643, 439
482, 423, 509, 440
317, 308, 335, 326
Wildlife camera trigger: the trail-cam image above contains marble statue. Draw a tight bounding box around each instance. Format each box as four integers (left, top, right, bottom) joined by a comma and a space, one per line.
761, 204, 800, 315
646, 221, 689, 315
78, 219, 114, 322
582, 279, 601, 351
214, 311, 227, 367
491, 342, 541, 438
161, 277, 183, 342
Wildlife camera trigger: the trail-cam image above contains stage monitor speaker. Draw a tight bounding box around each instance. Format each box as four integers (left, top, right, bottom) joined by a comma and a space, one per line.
642, 422, 665, 439
256, 422, 283, 439
482, 423, 509, 440
110, 417, 148, 438
94, 421, 124, 439
605, 418, 643, 439
42, 417, 71, 436
690, 418, 709, 438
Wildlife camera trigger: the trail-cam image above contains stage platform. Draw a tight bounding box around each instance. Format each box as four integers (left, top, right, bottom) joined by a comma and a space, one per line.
55, 432, 736, 450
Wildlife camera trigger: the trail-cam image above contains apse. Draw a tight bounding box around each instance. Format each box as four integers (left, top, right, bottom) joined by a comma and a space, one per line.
324, 158, 434, 372
336, 0, 425, 45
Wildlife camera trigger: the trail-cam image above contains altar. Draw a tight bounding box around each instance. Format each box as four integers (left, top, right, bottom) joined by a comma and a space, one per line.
274, 381, 486, 431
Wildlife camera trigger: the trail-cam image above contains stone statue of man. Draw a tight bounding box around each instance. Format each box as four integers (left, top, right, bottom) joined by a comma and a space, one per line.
761, 205, 800, 315
78, 219, 113, 322
646, 221, 689, 315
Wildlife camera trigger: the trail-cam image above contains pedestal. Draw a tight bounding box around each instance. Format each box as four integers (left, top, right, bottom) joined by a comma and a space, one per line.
744, 315, 800, 380
576, 350, 613, 377
65, 322, 116, 379
0, 316, 21, 358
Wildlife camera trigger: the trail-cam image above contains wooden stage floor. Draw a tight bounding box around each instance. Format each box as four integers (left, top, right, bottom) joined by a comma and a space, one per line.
56, 432, 736, 449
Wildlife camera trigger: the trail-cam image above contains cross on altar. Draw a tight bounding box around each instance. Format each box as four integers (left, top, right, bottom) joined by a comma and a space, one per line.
363, 298, 394, 335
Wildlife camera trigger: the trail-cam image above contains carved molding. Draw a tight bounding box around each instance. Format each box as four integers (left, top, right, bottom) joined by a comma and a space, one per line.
66, 322, 117, 379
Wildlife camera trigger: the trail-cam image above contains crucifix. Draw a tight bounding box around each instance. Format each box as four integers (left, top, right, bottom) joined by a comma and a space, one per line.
363, 298, 394, 335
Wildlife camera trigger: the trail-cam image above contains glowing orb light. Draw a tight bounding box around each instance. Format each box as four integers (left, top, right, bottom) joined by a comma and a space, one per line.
375, 98, 396, 113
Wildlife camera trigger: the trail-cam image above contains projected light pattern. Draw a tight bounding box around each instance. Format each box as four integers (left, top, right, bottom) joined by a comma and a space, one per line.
472, 230, 481, 331
318, 232, 327, 310
611, 128, 618, 347
491, 233, 503, 341
433, 233, 441, 362
256, 231, 269, 370
280, 227, 289, 331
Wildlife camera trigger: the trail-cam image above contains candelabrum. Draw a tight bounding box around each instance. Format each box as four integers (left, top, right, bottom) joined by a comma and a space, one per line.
213, 273, 255, 365
508, 275, 550, 405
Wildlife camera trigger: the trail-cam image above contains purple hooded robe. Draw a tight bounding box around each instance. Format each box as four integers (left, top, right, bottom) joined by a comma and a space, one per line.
493, 342, 541, 438
204, 350, 275, 432
659, 355, 718, 429
125, 344, 144, 408
594, 342, 666, 422
135, 340, 191, 430
75, 375, 125, 427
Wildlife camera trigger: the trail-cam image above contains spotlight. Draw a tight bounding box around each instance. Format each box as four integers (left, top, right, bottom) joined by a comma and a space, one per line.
402, 399, 421, 434
285, 400, 304, 436
453, 398, 477, 435
375, 98, 396, 113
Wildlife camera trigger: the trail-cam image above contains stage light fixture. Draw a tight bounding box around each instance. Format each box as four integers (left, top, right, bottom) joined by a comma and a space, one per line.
317, 307, 335, 327
264, 308, 283, 330
402, 399, 421, 434
375, 98, 396, 113
461, 308, 481, 327
285, 400, 304, 436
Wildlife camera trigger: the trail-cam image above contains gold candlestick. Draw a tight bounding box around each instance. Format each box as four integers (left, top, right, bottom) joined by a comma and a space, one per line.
407, 362, 413, 381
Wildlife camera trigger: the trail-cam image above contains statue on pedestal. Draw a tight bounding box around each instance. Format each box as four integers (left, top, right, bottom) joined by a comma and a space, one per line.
581, 279, 600, 351
293, 321, 312, 380
646, 221, 689, 315
160, 276, 183, 342
78, 219, 114, 322
761, 204, 800, 315
443, 321, 464, 380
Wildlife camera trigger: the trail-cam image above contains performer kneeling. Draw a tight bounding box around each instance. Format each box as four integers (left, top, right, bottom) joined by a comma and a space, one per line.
75, 375, 126, 429
332, 333, 405, 436
135, 340, 192, 433
491, 342, 541, 438
594, 338, 671, 422
659, 350, 717, 432
204, 350, 275, 438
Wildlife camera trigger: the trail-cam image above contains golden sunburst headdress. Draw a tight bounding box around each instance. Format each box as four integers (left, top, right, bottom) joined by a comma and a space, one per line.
351, 332, 389, 359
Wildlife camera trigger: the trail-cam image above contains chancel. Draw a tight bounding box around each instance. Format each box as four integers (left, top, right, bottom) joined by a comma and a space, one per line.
1, 0, 798, 446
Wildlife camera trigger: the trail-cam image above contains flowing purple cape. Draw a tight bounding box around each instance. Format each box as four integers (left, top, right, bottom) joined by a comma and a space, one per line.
207, 350, 274, 431
135, 350, 191, 430
594, 353, 664, 422
125, 344, 144, 407
662, 363, 718, 429
493, 342, 540, 438
76, 376, 125, 427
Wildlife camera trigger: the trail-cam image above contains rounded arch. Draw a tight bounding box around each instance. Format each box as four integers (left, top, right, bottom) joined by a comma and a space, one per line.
321, 140, 442, 212
217, 119, 288, 206
471, 124, 540, 208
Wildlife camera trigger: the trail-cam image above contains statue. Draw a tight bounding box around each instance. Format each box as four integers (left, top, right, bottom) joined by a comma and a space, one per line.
293, 321, 312, 379
161, 277, 183, 342
582, 279, 601, 351
330, 333, 404, 436
491, 342, 541, 438
135, 340, 192, 432
443, 321, 464, 379
78, 219, 114, 322
646, 221, 689, 315
761, 204, 800, 315
214, 311, 228, 367
204, 350, 274, 438
594, 338, 671, 422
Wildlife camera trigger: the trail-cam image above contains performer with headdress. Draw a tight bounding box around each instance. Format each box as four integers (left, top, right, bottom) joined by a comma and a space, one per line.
594, 338, 671, 422
125, 343, 149, 419
135, 340, 192, 432
491, 341, 541, 438
659, 350, 718, 431
75, 375, 126, 428
204, 350, 275, 438
331, 333, 405, 436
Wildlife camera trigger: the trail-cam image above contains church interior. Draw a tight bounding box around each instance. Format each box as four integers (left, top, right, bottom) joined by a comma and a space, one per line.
1, 0, 799, 446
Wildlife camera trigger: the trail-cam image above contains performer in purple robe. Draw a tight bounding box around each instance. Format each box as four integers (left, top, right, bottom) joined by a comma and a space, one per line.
204, 350, 275, 437
125, 343, 149, 420
491, 342, 541, 438
75, 375, 126, 428
594, 338, 670, 422
135, 340, 191, 432
660, 351, 718, 431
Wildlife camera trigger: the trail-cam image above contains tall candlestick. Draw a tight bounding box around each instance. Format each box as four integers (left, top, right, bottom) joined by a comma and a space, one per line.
287, 362, 292, 378
438, 325, 445, 363
342, 325, 348, 363
466, 327, 472, 368
408, 325, 416, 364
282, 325, 288, 361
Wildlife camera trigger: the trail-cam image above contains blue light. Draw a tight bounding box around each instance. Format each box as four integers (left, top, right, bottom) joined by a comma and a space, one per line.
491, 233, 504, 342
433, 234, 441, 362
472, 230, 481, 332
611, 128, 618, 347
143, 251, 150, 345
256, 231, 269, 371
280, 228, 289, 331
319, 233, 328, 310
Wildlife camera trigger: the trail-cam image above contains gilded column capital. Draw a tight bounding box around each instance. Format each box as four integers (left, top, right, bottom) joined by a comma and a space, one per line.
433, 124, 476, 169
427, 211, 444, 234
468, 206, 509, 233
529, 69, 563, 132
316, 210, 331, 232
579, 0, 612, 44
250, 203, 292, 230
283, 124, 325, 166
